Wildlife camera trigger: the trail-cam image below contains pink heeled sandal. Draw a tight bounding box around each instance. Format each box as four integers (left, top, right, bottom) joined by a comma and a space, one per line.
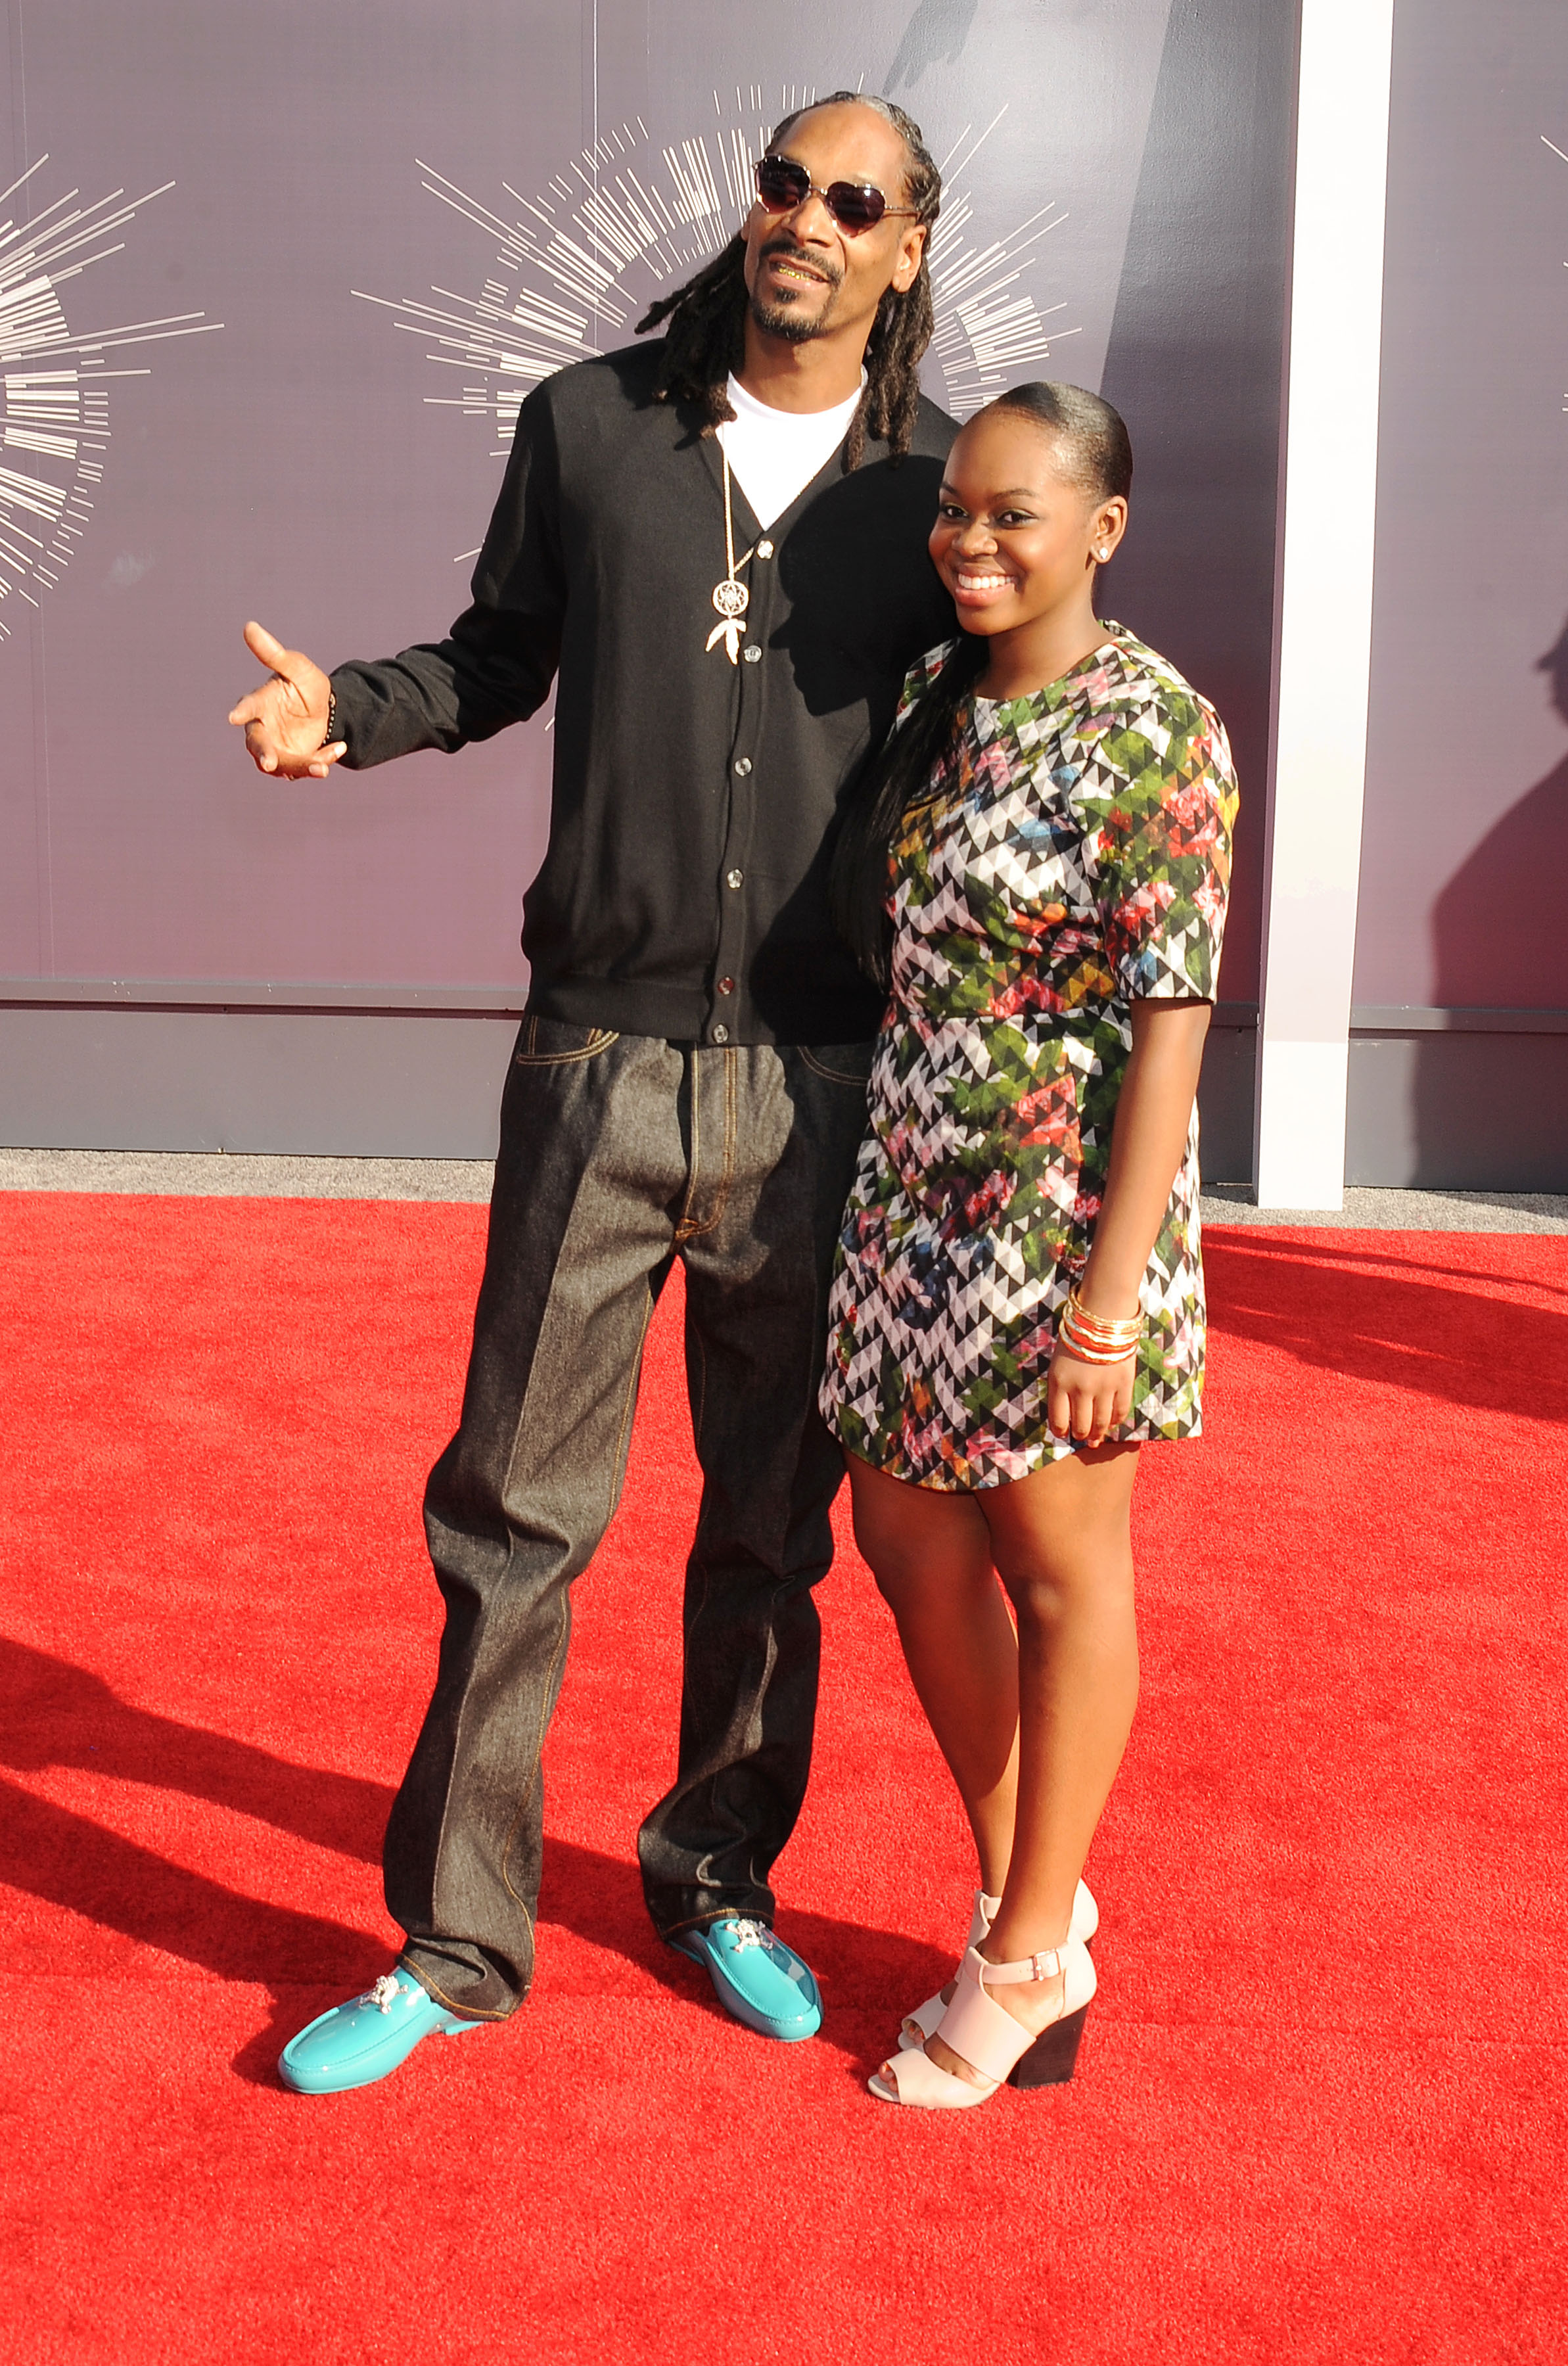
898, 1880, 1097, 2051
869, 1937, 1097, 2109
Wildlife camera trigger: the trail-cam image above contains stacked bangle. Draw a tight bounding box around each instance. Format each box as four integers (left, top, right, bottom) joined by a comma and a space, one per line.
1057, 1286, 1142, 1365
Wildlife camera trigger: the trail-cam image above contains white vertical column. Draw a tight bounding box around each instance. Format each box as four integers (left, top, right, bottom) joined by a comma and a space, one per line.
1253, 0, 1397, 1208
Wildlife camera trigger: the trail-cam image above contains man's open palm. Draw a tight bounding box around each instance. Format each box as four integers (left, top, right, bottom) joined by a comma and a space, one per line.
227, 622, 346, 778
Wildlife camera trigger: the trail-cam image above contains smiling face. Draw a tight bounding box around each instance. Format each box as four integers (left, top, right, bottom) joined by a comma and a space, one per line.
740, 101, 927, 351
929, 408, 1128, 642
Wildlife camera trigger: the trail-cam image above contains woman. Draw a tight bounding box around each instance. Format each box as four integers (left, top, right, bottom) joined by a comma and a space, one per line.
821, 383, 1237, 2110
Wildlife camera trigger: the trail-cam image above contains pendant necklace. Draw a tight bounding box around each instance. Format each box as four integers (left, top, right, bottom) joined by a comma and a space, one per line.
706, 449, 755, 664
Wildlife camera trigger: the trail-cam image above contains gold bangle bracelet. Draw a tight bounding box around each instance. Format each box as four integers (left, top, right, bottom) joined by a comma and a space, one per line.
1057, 1329, 1138, 1366
1064, 1286, 1141, 1350
1058, 1318, 1139, 1364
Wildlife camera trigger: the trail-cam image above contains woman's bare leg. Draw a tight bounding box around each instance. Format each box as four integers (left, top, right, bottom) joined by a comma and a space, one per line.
881, 1441, 1142, 2089
980, 1442, 1140, 1953
845, 1453, 1021, 1895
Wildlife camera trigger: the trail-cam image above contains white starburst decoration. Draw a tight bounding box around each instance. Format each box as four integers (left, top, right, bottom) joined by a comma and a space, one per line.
0, 157, 220, 641
355, 85, 1076, 549
1548, 133, 1568, 413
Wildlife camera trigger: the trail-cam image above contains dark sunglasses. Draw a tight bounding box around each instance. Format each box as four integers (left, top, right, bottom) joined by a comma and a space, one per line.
754, 153, 919, 234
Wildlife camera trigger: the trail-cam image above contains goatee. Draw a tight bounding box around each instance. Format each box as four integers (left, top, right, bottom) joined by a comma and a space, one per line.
748, 290, 824, 344
749, 240, 842, 344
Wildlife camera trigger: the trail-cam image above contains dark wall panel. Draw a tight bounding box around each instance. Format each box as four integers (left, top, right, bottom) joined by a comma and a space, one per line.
1195, 1016, 1258, 1187
0, 1006, 519, 1156
1349, 1030, 1568, 1193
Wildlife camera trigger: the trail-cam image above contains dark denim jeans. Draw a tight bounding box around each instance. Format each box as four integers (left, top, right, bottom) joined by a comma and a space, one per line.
383, 1018, 875, 2019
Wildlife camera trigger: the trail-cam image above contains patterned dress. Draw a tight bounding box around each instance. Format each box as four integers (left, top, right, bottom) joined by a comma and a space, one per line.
819, 623, 1237, 1491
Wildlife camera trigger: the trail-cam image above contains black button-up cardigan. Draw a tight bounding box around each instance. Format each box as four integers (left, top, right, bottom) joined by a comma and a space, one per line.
330, 339, 957, 1046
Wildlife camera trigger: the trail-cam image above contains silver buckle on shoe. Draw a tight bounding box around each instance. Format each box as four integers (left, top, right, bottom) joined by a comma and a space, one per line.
367, 1974, 404, 2015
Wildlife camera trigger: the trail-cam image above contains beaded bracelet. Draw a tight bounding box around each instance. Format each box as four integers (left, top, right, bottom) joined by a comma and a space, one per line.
1057, 1285, 1142, 1366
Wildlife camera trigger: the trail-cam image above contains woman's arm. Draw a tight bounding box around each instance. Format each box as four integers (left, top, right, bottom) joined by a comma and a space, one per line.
1047, 998, 1212, 1449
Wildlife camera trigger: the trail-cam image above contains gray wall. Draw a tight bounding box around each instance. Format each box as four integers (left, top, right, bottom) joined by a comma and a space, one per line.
0, 0, 1296, 1168
1352, 0, 1568, 1187
1101, 0, 1299, 1186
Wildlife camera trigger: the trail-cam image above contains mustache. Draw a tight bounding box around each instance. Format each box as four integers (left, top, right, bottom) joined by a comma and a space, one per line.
759, 236, 842, 290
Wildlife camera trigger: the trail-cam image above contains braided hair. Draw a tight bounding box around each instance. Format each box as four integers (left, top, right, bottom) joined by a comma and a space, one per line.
829, 382, 1135, 985
635, 91, 941, 467
829, 630, 990, 988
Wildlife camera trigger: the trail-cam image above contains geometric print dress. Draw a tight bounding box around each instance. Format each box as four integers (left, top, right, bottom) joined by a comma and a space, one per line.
819, 623, 1239, 1491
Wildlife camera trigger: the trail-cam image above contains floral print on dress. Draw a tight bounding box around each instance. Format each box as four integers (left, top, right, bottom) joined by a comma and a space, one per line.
819, 622, 1238, 1491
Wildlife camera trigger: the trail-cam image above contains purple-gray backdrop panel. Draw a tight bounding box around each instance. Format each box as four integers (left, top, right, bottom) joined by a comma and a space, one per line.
1352, 0, 1568, 1187
0, 0, 1292, 1161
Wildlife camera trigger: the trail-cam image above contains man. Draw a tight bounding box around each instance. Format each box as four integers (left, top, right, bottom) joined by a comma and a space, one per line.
231, 92, 957, 2094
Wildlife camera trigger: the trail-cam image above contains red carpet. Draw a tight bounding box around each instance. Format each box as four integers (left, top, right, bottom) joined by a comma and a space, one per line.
1, 1194, 1564, 2363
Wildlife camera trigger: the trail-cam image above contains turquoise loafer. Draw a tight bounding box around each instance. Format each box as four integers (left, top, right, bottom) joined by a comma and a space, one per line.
279, 1970, 486, 2095
668, 1915, 822, 2041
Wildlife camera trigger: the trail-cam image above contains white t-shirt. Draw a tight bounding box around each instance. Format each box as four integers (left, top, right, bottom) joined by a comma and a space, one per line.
716, 371, 865, 531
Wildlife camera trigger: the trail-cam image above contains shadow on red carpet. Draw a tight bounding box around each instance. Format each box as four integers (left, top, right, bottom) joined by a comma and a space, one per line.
0, 1627, 954, 2088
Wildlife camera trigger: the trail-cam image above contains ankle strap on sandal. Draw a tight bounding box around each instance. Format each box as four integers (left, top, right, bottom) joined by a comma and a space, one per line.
969, 1943, 1068, 1987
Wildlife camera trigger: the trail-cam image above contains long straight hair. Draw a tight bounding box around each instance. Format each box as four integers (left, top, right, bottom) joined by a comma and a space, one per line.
829, 382, 1134, 985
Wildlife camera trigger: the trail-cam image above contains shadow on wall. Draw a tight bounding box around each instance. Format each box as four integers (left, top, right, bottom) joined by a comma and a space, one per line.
1094, 0, 1298, 1183
1429, 619, 1568, 1010
885, 0, 979, 89
1408, 615, 1568, 1188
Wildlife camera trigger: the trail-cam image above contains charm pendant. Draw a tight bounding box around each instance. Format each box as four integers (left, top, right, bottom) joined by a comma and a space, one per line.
706, 449, 755, 664
706, 575, 750, 662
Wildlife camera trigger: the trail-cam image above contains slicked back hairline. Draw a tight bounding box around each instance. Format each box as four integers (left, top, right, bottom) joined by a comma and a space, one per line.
986, 412, 1099, 500
984, 381, 1134, 503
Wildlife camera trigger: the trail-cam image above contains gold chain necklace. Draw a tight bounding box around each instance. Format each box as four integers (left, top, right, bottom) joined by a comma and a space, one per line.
706, 449, 755, 664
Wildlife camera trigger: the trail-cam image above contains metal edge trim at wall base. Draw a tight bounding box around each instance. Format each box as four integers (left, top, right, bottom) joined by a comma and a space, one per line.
0, 984, 1278, 1027
1349, 1006, 1568, 1035
0, 978, 528, 1016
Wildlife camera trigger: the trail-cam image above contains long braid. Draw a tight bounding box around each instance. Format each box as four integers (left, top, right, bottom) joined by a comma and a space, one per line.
637, 239, 749, 429
829, 632, 988, 985
847, 256, 936, 470
634, 91, 942, 463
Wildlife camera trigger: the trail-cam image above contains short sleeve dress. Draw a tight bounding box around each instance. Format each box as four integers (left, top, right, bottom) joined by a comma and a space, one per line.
819, 623, 1238, 1491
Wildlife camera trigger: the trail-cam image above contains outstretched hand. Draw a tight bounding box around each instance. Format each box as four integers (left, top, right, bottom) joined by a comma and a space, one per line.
227, 621, 346, 778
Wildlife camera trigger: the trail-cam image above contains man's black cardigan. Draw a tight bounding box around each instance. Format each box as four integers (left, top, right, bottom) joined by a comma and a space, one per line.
331, 340, 957, 1046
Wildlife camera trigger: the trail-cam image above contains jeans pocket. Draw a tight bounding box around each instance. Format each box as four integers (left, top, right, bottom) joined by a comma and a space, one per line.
797, 1040, 876, 1088
513, 1017, 622, 1067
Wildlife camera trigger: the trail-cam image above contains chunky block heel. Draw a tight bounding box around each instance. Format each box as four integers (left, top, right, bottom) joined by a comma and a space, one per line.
1007, 2000, 1090, 2089
897, 1880, 1099, 2053
869, 1937, 1096, 2110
